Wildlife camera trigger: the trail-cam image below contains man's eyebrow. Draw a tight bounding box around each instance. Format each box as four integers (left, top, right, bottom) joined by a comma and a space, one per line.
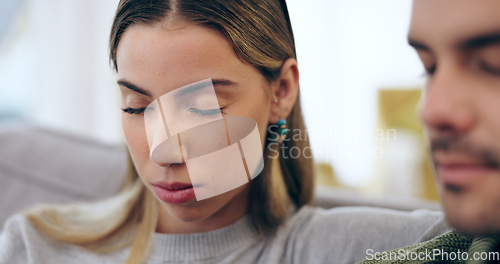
408, 38, 429, 51
460, 32, 500, 49
117, 80, 152, 97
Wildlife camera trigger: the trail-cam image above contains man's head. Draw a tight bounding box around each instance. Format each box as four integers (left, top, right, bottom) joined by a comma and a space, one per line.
409, 0, 500, 235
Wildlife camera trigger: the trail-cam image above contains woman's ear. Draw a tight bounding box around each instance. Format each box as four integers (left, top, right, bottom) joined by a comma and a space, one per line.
269, 58, 299, 124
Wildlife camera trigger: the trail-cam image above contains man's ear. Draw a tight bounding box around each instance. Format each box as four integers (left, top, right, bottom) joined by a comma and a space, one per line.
269, 58, 299, 124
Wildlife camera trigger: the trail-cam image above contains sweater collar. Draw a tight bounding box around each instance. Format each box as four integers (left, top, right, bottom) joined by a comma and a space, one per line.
467, 234, 500, 264
149, 215, 259, 262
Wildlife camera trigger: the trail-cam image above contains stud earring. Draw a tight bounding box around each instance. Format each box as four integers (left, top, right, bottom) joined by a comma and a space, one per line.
272, 118, 288, 143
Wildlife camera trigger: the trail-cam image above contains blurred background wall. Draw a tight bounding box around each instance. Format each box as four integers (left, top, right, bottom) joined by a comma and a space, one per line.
0, 0, 121, 143
0, 0, 433, 200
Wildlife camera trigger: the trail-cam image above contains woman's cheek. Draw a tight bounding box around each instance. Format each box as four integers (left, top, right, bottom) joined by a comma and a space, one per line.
123, 117, 150, 168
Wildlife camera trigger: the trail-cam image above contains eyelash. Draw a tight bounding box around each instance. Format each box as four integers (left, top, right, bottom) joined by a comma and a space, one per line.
188, 107, 226, 116
121, 107, 226, 116
421, 62, 500, 77
122, 107, 149, 115
421, 65, 437, 77
479, 61, 500, 76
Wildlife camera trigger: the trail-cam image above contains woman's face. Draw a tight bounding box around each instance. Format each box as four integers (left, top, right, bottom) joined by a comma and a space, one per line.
116, 21, 273, 233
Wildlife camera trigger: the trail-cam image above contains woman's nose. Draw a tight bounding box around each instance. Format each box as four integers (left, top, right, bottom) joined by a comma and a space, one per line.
150, 134, 184, 167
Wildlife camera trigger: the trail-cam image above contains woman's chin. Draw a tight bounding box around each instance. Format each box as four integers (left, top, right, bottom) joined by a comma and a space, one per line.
159, 198, 215, 223
154, 184, 249, 233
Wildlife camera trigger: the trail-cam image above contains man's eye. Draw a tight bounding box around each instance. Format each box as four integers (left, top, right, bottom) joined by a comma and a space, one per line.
479, 61, 500, 76
422, 65, 437, 77
122, 107, 152, 115
188, 107, 225, 117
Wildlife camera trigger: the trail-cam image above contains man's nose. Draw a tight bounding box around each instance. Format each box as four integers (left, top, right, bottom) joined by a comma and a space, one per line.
419, 64, 476, 133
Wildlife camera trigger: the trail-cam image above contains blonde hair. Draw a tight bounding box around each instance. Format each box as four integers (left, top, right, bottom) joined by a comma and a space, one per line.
27, 0, 314, 263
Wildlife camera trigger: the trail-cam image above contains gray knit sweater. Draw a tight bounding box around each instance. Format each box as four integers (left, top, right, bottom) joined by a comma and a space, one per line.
0, 206, 449, 264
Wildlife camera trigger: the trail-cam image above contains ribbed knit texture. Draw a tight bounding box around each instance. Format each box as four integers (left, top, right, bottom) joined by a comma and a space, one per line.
149, 216, 259, 262
467, 235, 500, 264
359, 230, 500, 264
0, 206, 451, 264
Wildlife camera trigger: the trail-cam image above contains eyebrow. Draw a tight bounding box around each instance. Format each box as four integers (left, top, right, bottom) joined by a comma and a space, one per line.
117, 78, 237, 97
176, 78, 238, 97
408, 38, 429, 51
460, 32, 500, 49
213, 78, 238, 87
408, 32, 500, 51
117, 80, 152, 97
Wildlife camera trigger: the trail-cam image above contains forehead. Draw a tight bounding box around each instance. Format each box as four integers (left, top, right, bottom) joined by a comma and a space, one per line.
116, 22, 248, 94
409, 0, 500, 47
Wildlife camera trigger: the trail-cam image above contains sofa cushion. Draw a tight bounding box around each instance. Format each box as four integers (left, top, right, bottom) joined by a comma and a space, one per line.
0, 123, 128, 226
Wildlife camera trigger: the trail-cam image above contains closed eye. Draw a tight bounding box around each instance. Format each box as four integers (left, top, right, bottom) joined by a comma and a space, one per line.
421, 64, 437, 78
122, 107, 152, 115
188, 107, 225, 116
479, 61, 500, 76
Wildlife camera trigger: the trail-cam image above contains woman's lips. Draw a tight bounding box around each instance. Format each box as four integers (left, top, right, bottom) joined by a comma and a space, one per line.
151, 182, 196, 204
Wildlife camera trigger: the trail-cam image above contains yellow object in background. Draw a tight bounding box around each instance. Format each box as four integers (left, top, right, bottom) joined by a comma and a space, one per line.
315, 162, 341, 188
371, 88, 439, 202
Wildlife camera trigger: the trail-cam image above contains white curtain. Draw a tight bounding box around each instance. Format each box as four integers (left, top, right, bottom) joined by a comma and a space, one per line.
0, 0, 121, 143
287, 0, 425, 186
0, 0, 25, 41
